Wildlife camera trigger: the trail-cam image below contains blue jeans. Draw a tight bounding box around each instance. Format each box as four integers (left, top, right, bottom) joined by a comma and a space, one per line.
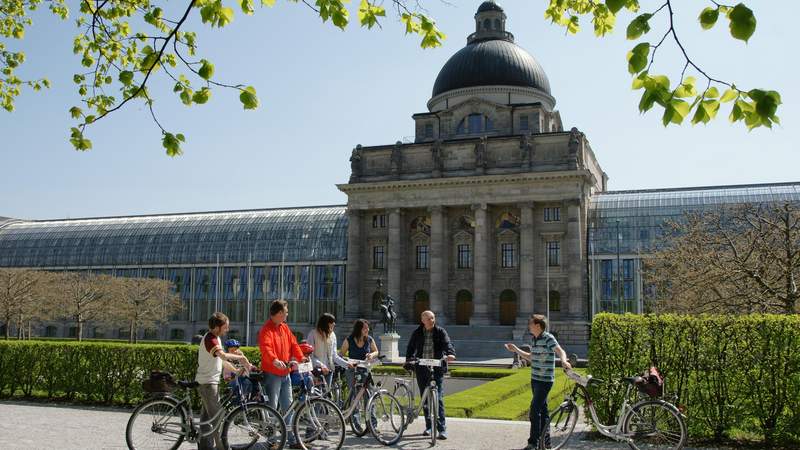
262, 373, 295, 443
229, 377, 253, 405
529, 380, 553, 446
415, 367, 446, 432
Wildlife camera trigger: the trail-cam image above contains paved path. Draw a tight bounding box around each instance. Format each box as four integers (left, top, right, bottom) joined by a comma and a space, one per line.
0, 400, 729, 450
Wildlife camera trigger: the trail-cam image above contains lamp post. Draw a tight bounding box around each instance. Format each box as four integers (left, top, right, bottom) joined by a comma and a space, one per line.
245, 231, 252, 346
615, 219, 621, 313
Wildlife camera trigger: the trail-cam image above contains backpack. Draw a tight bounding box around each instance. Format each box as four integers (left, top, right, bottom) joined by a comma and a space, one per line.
142, 370, 177, 393
637, 366, 664, 398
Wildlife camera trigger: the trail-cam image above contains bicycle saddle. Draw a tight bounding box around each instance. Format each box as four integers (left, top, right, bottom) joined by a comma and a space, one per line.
178, 380, 200, 389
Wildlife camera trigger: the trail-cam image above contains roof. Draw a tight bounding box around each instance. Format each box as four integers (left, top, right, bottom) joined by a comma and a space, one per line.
431, 37, 551, 97
477, 1, 504, 13
0, 206, 348, 268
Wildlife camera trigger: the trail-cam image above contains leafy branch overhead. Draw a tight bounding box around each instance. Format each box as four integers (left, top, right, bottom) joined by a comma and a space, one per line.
546, 0, 780, 130
0, 0, 446, 156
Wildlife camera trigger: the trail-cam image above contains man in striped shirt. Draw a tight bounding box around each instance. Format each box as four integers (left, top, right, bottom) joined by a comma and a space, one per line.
506, 314, 571, 450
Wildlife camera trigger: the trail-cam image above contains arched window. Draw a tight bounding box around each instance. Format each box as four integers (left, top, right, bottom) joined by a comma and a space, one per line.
549, 290, 561, 312
494, 19, 502, 30
483, 18, 491, 30
499, 289, 517, 325
413, 290, 430, 321
455, 290, 473, 325
372, 291, 383, 311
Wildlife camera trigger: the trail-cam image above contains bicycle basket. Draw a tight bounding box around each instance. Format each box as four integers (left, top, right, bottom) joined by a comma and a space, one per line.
636, 366, 663, 398
142, 371, 177, 393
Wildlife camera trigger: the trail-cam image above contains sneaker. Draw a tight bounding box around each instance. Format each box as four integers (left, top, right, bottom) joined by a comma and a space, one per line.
438, 431, 448, 440
422, 428, 431, 436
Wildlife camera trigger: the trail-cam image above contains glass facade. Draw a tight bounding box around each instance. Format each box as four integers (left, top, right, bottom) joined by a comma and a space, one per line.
0, 206, 348, 335
588, 182, 800, 316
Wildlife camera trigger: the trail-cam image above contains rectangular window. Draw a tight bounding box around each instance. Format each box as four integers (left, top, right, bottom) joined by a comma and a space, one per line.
424, 123, 434, 138
372, 214, 386, 228
416, 245, 429, 270
457, 244, 472, 269
623, 259, 635, 300
532, 112, 541, 133
373, 246, 385, 269
501, 243, 515, 268
544, 207, 561, 222
600, 259, 614, 301
547, 241, 560, 267
520, 114, 529, 131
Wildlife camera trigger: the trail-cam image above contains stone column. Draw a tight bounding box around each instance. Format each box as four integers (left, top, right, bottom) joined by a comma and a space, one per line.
566, 200, 584, 317
345, 209, 362, 318
518, 203, 535, 327
429, 205, 447, 322
388, 208, 403, 316
472, 203, 491, 324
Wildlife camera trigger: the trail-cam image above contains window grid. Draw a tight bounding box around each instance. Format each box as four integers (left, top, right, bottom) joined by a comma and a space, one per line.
457, 244, 472, 269
373, 246, 385, 270
547, 241, 560, 267
416, 245, 429, 270
501, 243, 515, 268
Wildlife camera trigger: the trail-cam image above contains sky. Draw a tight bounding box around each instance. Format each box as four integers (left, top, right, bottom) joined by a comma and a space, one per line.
1, 1, 796, 220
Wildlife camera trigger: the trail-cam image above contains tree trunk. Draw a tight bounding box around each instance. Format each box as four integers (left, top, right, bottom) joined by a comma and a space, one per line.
77, 314, 83, 342
129, 320, 135, 344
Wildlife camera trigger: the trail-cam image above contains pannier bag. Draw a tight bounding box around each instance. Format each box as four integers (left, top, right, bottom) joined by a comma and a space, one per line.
636, 366, 664, 398
142, 370, 177, 393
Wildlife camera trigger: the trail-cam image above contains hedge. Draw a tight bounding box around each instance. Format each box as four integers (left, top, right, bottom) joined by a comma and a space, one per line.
0, 341, 266, 406
589, 313, 800, 446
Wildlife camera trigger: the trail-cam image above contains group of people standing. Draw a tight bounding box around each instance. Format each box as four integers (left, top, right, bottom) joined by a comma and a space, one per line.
194, 299, 566, 450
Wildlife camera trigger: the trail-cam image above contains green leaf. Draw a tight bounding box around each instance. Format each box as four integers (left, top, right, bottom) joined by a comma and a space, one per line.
626, 42, 650, 74
239, 86, 259, 110
198, 60, 214, 80
358, 0, 386, 29
704, 87, 720, 99
69, 127, 92, 151
119, 71, 134, 86
674, 77, 697, 98
699, 7, 719, 30
626, 13, 652, 40
192, 87, 211, 105
720, 88, 738, 103
162, 132, 184, 157
728, 3, 756, 42
69, 106, 83, 119
662, 99, 690, 126
180, 88, 193, 106
606, 0, 626, 14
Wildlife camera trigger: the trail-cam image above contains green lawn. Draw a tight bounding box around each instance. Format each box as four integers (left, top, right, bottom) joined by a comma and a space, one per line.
445, 368, 586, 420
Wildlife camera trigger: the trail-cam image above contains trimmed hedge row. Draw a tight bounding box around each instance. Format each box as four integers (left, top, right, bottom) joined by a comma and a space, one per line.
589, 314, 800, 445
0, 341, 265, 405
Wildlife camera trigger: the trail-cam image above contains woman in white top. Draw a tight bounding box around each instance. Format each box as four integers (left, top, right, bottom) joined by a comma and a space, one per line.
306, 313, 352, 386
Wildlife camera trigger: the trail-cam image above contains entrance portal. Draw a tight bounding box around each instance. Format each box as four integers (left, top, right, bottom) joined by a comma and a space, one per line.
455, 290, 473, 325
499, 289, 517, 325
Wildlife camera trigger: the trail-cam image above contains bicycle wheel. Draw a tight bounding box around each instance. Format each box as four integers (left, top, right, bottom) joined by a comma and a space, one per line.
542, 400, 579, 450
366, 391, 404, 445
391, 382, 414, 430
349, 391, 370, 437
622, 399, 687, 450
428, 390, 438, 446
125, 397, 187, 450
293, 397, 346, 450
222, 403, 286, 450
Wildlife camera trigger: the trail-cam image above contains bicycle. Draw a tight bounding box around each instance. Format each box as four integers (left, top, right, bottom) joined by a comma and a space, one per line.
340, 356, 404, 445
540, 367, 687, 450
126, 375, 286, 450
391, 356, 447, 446
264, 360, 347, 450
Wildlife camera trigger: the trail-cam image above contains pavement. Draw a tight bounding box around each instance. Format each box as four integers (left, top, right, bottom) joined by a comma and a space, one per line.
0, 400, 733, 450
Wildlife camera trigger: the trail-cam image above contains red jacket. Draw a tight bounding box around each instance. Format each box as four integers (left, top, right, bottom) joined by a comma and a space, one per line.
258, 320, 304, 376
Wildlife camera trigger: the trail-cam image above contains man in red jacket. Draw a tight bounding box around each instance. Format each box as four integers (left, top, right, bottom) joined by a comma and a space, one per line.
258, 299, 304, 448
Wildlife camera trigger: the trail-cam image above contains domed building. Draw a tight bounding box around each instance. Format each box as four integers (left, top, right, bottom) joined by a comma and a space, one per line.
2, 2, 799, 357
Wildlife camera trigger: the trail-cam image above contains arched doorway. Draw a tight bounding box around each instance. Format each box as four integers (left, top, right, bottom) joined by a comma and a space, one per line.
413, 290, 430, 322
549, 290, 561, 312
499, 289, 517, 325
455, 290, 473, 325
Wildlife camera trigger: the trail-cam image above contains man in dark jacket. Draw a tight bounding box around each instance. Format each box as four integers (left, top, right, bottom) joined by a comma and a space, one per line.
404, 310, 456, 439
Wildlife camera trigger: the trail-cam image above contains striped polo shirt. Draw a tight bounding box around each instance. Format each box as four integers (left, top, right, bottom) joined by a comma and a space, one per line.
528, 331, 559, 382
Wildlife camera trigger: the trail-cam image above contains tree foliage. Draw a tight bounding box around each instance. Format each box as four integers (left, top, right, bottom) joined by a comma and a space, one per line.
645, 202, 800, 314
545, 0, 780, 130
1, 1, 780, 156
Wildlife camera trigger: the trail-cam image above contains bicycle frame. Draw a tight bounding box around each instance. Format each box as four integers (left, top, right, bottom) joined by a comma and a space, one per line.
562, 380, 640, 443
395, 360, 440, 422
149, 387, 240, 443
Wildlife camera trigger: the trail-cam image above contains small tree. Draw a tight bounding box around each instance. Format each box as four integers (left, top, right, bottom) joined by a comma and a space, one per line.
0, 268, 45, 339
647, 202, 800, 314
110, 277, 182, 343
45, 272, 116, 341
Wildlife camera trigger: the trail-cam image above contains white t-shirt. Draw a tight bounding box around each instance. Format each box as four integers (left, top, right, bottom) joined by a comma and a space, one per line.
195, 332, 223, 385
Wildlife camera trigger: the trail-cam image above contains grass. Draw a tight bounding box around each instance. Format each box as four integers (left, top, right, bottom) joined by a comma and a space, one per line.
446, 368, 587, 420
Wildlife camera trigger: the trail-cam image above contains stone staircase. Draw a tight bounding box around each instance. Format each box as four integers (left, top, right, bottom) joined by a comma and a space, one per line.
387, 324, 517, 360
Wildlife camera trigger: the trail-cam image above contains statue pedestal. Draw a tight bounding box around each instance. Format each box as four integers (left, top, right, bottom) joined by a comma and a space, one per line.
379, 333, 402, 363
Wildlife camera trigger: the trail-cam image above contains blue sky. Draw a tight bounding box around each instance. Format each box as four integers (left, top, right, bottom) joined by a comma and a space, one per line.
1, 1, 796, 220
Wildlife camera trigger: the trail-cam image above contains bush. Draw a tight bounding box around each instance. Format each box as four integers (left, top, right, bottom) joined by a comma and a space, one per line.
589, 313, 800, 446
